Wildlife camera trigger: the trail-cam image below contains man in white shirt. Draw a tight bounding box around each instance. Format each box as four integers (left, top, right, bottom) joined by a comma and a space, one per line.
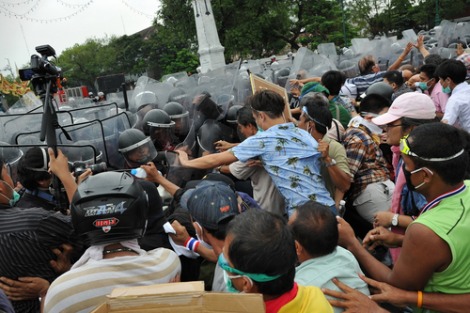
437, 59, 470, 132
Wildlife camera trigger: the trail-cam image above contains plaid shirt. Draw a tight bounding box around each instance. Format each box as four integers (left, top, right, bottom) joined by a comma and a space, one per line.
343, 125, 390, 200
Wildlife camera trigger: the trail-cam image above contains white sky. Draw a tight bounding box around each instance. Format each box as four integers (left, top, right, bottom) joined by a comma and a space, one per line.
0, 0, 161, 76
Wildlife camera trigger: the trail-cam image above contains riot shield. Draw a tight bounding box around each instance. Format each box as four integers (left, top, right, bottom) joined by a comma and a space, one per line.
0, 142, 24, 184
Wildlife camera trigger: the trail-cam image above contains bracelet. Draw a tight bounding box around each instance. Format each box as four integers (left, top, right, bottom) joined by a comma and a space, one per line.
185, 237, 200, 252
417, 290, 423, 308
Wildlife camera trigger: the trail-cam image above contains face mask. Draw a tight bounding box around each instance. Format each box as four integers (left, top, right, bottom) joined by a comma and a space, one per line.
0, 181, 20, 206
194, 222, 212, 249
223, 270, 243, 293
257, 125, 264, 133
442, 84, 451, 94
402, 164, 427, 191
418, 82, 428, 91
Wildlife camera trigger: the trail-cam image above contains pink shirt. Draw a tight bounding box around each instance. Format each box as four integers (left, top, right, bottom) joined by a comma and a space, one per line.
427, 81, 449, 114
390, 146, 405, 262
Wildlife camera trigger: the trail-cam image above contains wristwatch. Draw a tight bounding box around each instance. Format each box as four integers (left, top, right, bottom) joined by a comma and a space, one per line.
325, 158, 337, 168
391, 214, 399, 227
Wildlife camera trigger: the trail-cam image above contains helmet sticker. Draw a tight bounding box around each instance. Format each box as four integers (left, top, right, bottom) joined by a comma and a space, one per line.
93, 217, 120, 233
84, 201, 127, 217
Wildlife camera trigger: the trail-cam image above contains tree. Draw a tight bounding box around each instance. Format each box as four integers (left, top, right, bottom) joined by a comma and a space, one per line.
57, 38, 116, 89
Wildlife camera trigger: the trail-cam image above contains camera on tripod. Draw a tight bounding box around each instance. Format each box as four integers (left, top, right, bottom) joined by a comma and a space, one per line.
19, 45, 61, 81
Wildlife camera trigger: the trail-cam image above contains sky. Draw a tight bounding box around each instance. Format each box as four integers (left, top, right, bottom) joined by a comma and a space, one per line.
0, 0, 161, 76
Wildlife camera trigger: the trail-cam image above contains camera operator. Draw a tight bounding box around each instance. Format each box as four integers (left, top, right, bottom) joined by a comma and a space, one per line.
16, 147, 61, 212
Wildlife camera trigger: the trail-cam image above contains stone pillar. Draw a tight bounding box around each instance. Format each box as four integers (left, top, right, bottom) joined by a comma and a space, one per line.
192, 0, 226, 73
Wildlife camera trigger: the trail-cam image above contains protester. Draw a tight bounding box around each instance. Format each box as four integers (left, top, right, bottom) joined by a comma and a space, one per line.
178, 90, 335, 216
436, 59, 470, 132
221, 209, 333, 312
43, 169, 181, 313
0, 150, 77, 313
338, 122, 470, 311
289, 201, 369, 313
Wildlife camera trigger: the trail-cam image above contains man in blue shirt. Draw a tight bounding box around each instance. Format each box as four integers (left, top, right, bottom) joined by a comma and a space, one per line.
178, 90, 335, 216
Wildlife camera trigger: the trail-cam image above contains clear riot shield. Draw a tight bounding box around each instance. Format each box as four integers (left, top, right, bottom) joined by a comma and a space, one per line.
196, 119, 237, 156
0, 142, 24, 184
437, 20, 457, 48
164, 150, 206, 188
0, 112, 44, 144
5, 91, 43, 114
284, 47, 337, 92
317, 43, 338, 66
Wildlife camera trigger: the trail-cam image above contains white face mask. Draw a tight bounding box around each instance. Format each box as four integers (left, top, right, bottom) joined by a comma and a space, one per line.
194, 221, 213, 249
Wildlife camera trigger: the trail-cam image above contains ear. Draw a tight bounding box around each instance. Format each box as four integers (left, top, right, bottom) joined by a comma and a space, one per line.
294, 240, 303, 256
241, 276, 255, 293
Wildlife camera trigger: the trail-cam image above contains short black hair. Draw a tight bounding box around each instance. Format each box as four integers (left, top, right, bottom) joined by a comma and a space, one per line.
321, 70, 346, 96
204, 217, 233, 241
236, 107, 256, 128
359, 93, 391, 114
435, 59, 467, 85
424, 54, 443, 66
383, 70, 404, 87
290, 201, 338, 258
400, 116, 439, 133
408, 123, 469, 185
419, 64, 437, 80
227, 210, 296, 297
248, 90, 285, 118
17, 147, 51, 190
302, 100, 332, 135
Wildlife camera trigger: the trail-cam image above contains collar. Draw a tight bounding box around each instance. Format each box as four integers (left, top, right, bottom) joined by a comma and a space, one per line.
420, 183, 466, 215
24, 188, 56, 203
265, 283, 298, 313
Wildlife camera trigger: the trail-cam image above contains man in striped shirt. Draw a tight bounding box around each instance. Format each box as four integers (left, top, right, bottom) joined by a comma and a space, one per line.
43, 163, 181, 313
0, 156, 76, 313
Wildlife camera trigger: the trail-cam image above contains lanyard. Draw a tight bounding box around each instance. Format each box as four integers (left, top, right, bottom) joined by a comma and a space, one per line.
420, 184, 466, 215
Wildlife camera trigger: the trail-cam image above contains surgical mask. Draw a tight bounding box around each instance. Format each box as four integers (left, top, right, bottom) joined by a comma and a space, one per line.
442, 85, 451, 94
257, 125, 264, 133
223, 270, 247, 293
0, 180, 20, 206
402, 164, 431, 191
194, 222, 212, 249
418, 82, 428, 91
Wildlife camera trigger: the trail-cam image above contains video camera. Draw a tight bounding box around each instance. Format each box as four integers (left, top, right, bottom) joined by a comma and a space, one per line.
19, 45, 61, 81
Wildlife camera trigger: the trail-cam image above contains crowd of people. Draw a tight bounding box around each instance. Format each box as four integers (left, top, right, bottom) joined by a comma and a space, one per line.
1, 34, 470, 313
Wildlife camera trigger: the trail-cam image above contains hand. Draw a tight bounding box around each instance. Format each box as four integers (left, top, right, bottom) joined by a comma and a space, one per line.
50, 243, 73, 274
361, 274, 409, 308
48, 148, 70, 179
246, 159, 262, 167
403, 42, 414, 55
336, 216, 360, 250
322, 278, 389, 313
414, 35, 424, 49
363, 226, 402, 250
373, 211, 394, 228
0, 276, 50, 300
289, 79, 302, 87
76, 168, 92, 185
318, 140, 330, 159
141, 162, 162, 183
214, 140, 232, 152
169, 220, 191, 246
176, 149, 189, 167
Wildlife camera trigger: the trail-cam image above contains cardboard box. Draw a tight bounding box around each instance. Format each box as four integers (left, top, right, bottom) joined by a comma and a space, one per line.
92, 281, 265, 313
250, 74, 292, 120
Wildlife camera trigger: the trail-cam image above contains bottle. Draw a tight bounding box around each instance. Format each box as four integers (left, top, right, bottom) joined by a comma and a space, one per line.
338, 200, 346, 218
130, 168, 147, 179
